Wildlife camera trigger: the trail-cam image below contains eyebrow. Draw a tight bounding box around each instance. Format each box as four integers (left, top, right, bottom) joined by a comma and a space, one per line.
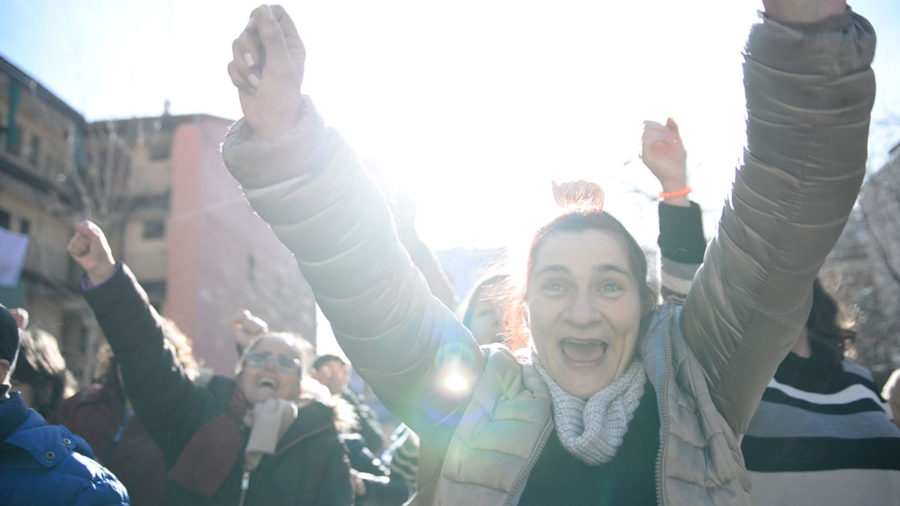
596, 264, 630, 276
533, 264, 630, 276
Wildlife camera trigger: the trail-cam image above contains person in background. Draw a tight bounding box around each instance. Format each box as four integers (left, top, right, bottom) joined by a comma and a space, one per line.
343, 428, 410, 506
382, 424, 419, 495
9, 322, 77, 423
312, 353, 386, 453
456, 273, 509, 346
643, 116, 900, 506
0, 303, 130, 505
68, 220, 352, 505
223, 2, 875, 504
882, 368, 900, 430
311, 353, 409, 504
59, 317, 202, 506
232, 309, 332, 401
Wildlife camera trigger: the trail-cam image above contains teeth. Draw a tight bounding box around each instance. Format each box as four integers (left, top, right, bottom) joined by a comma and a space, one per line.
563, 338, 606, 347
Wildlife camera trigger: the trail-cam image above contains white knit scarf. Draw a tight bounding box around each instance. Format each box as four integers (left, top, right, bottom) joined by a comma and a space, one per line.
532, 351, 646, 465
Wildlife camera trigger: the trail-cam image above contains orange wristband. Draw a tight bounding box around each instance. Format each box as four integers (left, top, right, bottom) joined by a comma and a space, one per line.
659, 186, 691, 200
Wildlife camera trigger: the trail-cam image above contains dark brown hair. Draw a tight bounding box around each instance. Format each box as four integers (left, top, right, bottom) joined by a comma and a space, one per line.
12, 329, 75, 418
807, 278, 856, 366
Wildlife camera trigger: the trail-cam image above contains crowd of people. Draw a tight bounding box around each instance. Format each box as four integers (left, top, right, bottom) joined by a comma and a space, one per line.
2, 0, 900, 504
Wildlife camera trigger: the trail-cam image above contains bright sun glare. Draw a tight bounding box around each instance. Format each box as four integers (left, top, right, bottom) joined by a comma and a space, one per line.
301, 1, 757, 250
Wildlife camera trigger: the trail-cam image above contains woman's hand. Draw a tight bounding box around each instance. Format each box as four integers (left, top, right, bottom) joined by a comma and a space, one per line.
641, 118, 689, 207
67, 221, 116, 286
641, 118, 687, 191
228, 5, 306, 139
232, 309, 269, 353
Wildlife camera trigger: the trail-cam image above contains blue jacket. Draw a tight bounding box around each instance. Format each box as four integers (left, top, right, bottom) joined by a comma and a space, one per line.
0, 391, 130, 505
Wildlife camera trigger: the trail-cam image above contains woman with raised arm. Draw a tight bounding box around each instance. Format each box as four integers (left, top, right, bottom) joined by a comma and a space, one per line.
67, 221, 352, 505
223, 2, 875, 504
643, 118, 900, 506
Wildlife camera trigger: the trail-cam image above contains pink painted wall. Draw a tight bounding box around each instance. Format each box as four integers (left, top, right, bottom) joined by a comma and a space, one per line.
166, 118, 316, 375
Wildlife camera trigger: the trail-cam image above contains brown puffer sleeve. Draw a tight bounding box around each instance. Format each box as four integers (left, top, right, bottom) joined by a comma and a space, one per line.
223, 100, 485, 454
681, 10, 876, 434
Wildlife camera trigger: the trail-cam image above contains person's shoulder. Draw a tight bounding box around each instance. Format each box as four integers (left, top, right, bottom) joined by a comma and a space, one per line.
840, 359, 876, 383
0, 412, 129, 504
57, 450, 130, 502
298, 398, 338, 424
640, 304, 682, 345
278, 400, 345, 451
60, 383, 119, 413
4, 411, 96, 458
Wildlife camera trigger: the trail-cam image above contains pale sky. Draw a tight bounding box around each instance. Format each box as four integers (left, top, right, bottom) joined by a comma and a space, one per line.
2, 0, 899, 250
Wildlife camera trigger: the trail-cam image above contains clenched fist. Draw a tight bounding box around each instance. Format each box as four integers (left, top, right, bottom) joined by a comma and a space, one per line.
67, 221, 116, 286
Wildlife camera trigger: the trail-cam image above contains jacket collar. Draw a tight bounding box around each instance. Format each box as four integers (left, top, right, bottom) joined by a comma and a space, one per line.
0, 391, 30, 441
275, 400, 335, 453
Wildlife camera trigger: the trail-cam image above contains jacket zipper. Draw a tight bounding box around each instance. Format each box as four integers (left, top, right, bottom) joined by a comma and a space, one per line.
654, 314, 675, 506
238, 470, 250, 506
504, 417, 554, 506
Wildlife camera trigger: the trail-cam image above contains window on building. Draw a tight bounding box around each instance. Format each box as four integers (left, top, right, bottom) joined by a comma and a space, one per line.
28, 134, 41, 167
142, 220, 165, 240
0, 209, 9, 229
17, 218, 30, 235
147, 139, 171, 161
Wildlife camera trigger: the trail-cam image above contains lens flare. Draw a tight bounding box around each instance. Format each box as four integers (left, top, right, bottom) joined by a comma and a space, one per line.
432, 341, 478, 401
436, 361, 474, 397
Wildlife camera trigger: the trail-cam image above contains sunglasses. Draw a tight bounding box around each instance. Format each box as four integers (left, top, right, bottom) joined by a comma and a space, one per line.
243, 351, 301, 373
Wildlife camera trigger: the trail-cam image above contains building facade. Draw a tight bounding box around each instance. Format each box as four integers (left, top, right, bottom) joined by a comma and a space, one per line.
0, 56, 317, 382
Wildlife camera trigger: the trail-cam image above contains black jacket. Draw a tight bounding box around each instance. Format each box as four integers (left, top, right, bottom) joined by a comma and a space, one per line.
83, 264, 352, 505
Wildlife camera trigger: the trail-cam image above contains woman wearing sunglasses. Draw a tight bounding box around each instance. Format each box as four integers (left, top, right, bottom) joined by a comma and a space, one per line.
67, 221, 352, 506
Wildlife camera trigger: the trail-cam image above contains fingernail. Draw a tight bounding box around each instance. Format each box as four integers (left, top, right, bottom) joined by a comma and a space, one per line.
248, 73, 261, 88
265, 5, 276, 20
243, 52, 255, 67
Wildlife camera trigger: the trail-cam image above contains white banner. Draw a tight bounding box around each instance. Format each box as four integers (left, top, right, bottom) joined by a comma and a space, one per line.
0, 228, 29, 287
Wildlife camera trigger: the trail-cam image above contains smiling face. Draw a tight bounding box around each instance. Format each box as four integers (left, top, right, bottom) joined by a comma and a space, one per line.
237, 336, 302, 404
525, 229, 643, 399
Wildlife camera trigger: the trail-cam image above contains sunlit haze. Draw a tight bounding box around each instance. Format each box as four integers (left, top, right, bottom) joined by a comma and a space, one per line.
2, 0, 898, 251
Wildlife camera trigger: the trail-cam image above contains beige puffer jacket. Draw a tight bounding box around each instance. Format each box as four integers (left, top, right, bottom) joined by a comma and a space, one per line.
222, 10, 875, 505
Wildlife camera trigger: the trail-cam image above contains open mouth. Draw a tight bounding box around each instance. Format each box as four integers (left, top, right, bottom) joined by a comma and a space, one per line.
559, 338, 608, 364
257, 378, 277, 389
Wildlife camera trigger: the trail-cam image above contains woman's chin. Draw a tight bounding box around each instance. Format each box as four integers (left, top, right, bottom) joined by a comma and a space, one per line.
556, 372, 615, 400
246, 387, 277, 404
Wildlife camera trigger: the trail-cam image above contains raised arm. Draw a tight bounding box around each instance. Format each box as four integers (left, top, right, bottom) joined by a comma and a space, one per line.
68, 221, 214, 463
223, 6, 483, 452
641, 118, 707, 300
681, 1, 876, 433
